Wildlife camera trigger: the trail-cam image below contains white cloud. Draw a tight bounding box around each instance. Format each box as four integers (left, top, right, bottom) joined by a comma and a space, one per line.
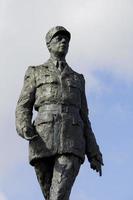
72, 191, 91, 200
73, 193, 89, 200
0, 192, 7, 200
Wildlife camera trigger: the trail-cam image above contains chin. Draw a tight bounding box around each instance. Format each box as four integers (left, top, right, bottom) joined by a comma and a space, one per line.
58, 51, 67, 57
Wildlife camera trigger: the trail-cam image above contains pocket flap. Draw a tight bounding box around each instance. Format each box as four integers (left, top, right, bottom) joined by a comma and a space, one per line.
34, 113, 53, 125
66, 79, 81, 89
37, 75, 58, 87
36, 78, 46, 87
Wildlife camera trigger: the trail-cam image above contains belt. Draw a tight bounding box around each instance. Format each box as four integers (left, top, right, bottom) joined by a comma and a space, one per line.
39, 104, 79, 114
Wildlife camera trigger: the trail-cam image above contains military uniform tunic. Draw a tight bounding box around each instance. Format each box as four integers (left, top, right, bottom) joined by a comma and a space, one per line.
15, 58, 100, 166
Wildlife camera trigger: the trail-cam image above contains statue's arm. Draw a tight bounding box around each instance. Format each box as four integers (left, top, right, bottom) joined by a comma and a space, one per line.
15, 66, 37, 140
80, 74, 103, 175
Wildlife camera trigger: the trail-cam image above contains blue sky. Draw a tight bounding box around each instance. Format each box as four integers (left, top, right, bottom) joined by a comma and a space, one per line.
0, 0, 133, 199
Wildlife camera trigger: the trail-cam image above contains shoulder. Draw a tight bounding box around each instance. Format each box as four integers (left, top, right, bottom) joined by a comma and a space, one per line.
79, 73, 85, 83
68, 65, 84, 78
25, 63, 48, 74
26, 65, 35, 72
24, 66, 35, 79
70, 68, 85, 83
34, 61, 51, 71
26, 61, 49, 70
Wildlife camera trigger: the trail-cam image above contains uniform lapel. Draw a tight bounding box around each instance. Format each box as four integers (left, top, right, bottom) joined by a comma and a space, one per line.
43, 59, 58, 73
61, 63, 74, 78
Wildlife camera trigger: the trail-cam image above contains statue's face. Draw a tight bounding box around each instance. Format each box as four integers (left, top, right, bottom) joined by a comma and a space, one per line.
48, 33, 69, 57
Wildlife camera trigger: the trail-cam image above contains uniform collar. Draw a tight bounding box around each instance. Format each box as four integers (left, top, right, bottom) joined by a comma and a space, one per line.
49, 57, 67, 67
44, 58, 74, 77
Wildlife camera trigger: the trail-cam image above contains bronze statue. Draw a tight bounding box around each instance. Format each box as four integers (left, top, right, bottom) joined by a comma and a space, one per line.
15, 26, 103, 200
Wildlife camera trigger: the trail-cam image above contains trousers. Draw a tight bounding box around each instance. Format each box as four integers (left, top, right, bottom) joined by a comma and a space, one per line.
34, 154, 81, 200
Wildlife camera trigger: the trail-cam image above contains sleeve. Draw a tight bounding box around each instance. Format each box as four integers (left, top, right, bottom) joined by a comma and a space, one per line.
79, 74, 101, 162
15, 66, 36, 139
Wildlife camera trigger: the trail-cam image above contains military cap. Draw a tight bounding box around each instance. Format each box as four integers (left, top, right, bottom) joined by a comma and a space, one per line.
45, 26, 71, 44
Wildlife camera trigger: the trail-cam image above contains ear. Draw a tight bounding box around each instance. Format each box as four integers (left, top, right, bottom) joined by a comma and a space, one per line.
47, 43, 51, 52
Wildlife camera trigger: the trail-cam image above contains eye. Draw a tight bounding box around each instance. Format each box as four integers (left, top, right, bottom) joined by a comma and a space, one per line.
53, 35, 69, 42
56, 35, 62, 41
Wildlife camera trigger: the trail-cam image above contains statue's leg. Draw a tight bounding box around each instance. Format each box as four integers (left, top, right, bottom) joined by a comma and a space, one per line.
49, 154, 81, 200
34, 157, 55, 200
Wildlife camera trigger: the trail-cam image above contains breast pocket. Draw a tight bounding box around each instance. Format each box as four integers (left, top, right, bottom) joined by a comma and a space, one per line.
67, 79, 81, 91
66, 79, 82, 104
36, 74, 59, 100
36, 74, 58, 87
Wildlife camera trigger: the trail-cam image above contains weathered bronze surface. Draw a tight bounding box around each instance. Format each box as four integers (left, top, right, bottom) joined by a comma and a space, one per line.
15, 26, 103, 200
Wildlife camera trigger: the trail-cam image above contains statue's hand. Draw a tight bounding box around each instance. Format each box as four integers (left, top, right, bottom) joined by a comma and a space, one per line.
90, 153, 104, 176
22, 125, 38, 140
